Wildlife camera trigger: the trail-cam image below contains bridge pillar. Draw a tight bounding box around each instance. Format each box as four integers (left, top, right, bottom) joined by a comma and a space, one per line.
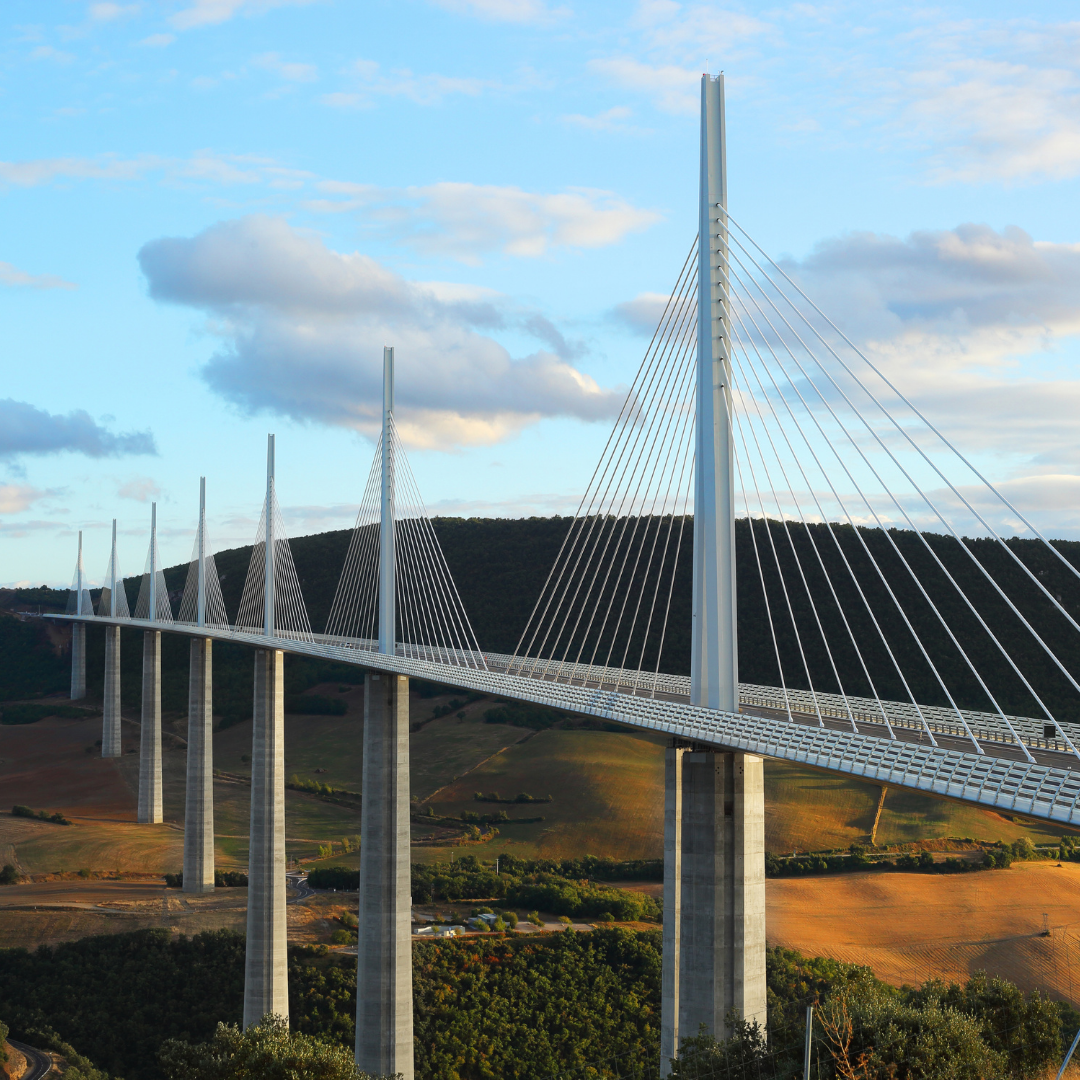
102, 626, 121, 757
244, 648, 288, 1027
356, 672, 413, 1080
138, 630, 163, 823
184, 638, 215, 893
662, 748, 766, 1073
70, 624, 86, 700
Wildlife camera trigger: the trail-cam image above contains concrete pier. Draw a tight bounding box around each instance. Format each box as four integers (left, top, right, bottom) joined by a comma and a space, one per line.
243, 648, 288, 1027
102, 626, 122, 758
356, 672, 413, 1080
70, 624, 86, 700
183, 638, 215, 893
662, 748, 766, 1072
137, 630, 163, 824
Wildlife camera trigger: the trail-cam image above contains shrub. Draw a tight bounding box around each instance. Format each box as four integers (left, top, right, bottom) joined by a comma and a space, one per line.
0, 864, 18, 885
159, 1015, 389, 1079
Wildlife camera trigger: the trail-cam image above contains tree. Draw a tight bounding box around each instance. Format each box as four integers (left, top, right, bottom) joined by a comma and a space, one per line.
158, 1015, 394, 1080
668, 1017, 770, 1080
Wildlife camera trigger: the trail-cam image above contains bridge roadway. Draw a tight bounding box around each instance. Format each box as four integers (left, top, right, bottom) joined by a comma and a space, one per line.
53, 613, 1080, 828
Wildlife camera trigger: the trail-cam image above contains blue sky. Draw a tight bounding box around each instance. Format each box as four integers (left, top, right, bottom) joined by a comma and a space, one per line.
3, 0, 1080, 586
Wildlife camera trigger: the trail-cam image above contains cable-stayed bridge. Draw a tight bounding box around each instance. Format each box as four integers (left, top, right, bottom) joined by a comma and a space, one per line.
49, 74, 1080, 1080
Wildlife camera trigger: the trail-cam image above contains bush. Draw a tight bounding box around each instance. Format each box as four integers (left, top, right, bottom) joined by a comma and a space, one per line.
159, 1015, 389, 1079
307, 866, 360, 891
0, 864, 18, 885
12, 805, 70, 825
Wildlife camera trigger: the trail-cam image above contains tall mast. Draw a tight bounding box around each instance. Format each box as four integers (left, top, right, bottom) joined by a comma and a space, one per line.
691, 72, 738, 712
265, 436, 275, 638
378, 346, 396, 655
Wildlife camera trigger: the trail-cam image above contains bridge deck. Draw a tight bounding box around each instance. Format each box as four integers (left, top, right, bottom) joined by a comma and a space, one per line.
49, 614, 1080, 828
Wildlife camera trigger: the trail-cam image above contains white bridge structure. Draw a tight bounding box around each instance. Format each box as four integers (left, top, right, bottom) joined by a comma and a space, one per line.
52, 75, 1080, 1079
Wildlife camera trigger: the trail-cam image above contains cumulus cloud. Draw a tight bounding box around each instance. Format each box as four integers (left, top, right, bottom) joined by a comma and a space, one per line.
0, 261, 76, 290
138, 216, 625, 449
310, 181, 660, 263
0, 399, 157, 460
775, 222, 1080, 472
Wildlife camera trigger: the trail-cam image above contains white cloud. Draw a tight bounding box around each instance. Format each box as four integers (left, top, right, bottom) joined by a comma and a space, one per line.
588, 58, 700, 115
321, 59, 485, 108
170, 0, 314, 31
89, 3, 139, 20
253, 51, 317, 83
0, 261, 76, 290
609, 291, 672, 335
31, 45, 76, 64
310, 181, 661, 263
138, 216, 625, 449
138, 33, 176, 46
562, 106, 635, 131
427, 0, 564, 24
118, 477, 162, 501
0, 484, 47, 515
773, 223, 1080, 473
907, 55, 1080, 184
0, 399, 157, 460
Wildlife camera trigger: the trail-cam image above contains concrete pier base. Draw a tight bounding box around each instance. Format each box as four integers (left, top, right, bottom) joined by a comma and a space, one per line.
138, 630, 163, 823
70, 624, 86, 700
102, 626, 122, 758
661, 748, 766, 1073
183, 638, 215, 893
243, 648, 288, 1028
356, 672, 413, 1080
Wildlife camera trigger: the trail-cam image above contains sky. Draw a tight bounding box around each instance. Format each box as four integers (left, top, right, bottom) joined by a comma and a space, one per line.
3, 0, 1080, 587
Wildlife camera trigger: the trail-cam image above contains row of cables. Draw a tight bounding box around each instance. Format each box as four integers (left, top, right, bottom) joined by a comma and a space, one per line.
324, 418, 486, 669
510, 219, 1080, 763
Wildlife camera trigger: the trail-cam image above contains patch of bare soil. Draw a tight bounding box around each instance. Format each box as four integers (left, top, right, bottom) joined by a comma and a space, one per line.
767, 861, 1080, 1003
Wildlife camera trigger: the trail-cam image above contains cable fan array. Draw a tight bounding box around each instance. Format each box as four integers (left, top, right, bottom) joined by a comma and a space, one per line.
235, 480, 312, 642
134, 525, 174, 623
513, 219, 1080, 764
325, 420, 486, 669
511, 240, 699, 690
97, 536, 131, 619
177, 520, 230, 628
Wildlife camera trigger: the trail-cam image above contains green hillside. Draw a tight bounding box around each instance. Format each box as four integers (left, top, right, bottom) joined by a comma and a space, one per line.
5, 517, 1080, 724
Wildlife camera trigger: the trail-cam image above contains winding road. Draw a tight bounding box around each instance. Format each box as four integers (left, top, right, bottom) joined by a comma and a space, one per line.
9, 1038, 52, 1079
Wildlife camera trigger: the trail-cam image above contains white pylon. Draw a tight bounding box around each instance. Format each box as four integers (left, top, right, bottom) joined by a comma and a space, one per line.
691, 72, 738, 713
378, 346, 395, 655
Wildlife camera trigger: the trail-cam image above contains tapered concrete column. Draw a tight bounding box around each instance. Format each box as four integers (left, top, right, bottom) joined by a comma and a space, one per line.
70, 624, 86, 700
678, 751, 766, 1041
662, 749, 766, 1068
184, 638, 215, 893
661, 745, 685, 1075
356, 672, 413, 1080
138, 630, 163, 823
244, 648, 288, 1028
102, 626, 122, 758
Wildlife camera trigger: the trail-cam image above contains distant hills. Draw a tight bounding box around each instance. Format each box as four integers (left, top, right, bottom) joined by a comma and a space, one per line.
4, 516, 1080, 722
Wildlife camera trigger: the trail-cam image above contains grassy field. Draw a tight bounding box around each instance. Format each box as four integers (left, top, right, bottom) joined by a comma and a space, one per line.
0, 684, 1071, 880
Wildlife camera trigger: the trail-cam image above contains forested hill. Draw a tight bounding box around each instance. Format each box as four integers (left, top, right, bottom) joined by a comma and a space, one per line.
5, 517, 1080, 722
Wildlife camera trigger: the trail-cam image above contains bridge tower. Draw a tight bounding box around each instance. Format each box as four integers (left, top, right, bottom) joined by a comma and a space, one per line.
138, 503, 164, 824
244, 436, 289, 1027
662, 73, 767, 1072
102, 520, 122, 758
356, 345, 414, 1080
184, 478, 215, 894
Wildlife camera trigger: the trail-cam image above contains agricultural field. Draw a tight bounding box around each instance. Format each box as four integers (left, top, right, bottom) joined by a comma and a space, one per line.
767, 860, 1080, 1006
